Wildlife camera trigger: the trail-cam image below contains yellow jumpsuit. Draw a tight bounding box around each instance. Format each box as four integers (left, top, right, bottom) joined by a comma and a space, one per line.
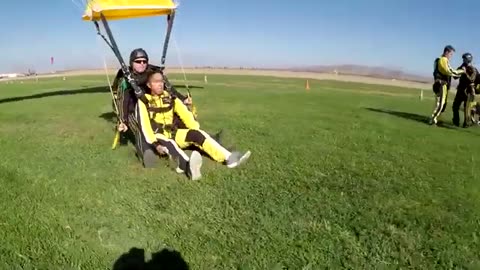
136, 92, 231, 171
431, 56, 465, 123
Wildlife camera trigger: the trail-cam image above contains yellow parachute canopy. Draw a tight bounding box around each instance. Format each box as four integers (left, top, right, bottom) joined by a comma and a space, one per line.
82, 0, 177, 21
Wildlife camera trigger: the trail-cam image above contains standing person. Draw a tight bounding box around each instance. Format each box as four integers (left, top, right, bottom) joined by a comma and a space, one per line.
452, 53, 480, 127
429, 45, 465, 125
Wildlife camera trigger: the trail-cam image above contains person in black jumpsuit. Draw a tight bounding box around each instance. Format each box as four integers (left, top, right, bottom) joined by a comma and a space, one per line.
452, 53, 480, 128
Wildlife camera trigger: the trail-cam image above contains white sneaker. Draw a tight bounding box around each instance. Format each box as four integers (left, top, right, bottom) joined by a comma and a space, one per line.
188, 151, 203, 180
226, 151, 251, 168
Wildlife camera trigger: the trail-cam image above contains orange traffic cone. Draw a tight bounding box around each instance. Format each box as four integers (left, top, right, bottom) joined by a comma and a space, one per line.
305, 80, 310, 91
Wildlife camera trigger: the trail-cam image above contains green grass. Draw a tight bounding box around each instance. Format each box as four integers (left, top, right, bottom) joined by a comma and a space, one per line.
1, 74, 480, 269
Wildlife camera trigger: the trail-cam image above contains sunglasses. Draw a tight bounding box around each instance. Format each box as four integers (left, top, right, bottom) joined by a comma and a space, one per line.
133, 60, 148, 64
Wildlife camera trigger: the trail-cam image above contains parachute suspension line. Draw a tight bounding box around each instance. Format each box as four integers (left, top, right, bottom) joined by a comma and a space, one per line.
104, 57, 122, 123
99, 14, 125, 68
70, 0, 83, 12
96, 35, 119, 120
157, 11, 181, 97
94, 21, 116, 59
93, 22, 121, 124
101, 55, 113, 93
84, 0, 95, 10
172, 36, 189, 90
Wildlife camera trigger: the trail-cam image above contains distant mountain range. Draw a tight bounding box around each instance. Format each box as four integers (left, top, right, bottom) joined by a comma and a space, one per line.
285, 65, 432, 83
192, 64, 433, 84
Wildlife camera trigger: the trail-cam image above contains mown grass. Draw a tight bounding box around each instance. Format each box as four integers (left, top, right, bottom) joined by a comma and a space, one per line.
0, 74, 479, 269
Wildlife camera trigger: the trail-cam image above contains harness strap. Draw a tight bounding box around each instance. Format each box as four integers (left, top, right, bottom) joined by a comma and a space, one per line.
147, 96, 178, 137
435, 79, 447, 85
433, 57, 452, 83
151, 122, 175, 133
148, 105, 173, 113
466, 66, 477, 83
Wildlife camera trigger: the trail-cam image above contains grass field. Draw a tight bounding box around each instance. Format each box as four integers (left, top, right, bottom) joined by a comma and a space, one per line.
1, 74, 480, 269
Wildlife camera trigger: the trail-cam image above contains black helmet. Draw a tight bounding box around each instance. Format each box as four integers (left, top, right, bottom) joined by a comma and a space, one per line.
463, 53, 473, 64
129, 48, 149, 64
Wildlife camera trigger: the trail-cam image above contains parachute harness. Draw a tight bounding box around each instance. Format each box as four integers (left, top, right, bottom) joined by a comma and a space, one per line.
94, 14, 149, 106
464, 65, 478, 97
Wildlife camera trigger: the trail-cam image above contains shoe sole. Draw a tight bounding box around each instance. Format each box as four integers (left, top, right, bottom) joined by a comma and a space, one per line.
143, 148, 158, 168
227, 150, 251, 168
189, 151, 203, 181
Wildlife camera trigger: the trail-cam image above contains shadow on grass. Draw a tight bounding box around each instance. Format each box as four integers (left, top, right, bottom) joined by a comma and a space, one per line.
365, 107, 457, 130
99, 111, 117, 124
98, 112, 138, 147
0, 84, 202, 105
172, 84, 204, 89
112, 247, 189, 270
0, 86, 109, 104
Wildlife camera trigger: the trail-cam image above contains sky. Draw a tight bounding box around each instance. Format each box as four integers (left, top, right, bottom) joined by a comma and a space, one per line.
2, 0, 480, 75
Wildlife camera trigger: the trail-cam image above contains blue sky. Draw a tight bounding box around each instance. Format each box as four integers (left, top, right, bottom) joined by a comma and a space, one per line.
1, 0, 480, 75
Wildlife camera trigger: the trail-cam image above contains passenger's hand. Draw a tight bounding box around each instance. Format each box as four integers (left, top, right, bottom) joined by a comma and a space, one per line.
156, 145, 168, 155
118, 123, 128, 132
183, 97, 192, 105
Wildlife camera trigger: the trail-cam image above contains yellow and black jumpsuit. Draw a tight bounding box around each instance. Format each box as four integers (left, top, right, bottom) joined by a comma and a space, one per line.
431, 56, 465, 123
113, 65, 187, 128
136, 92, 232, 172
111, 66, 201, 154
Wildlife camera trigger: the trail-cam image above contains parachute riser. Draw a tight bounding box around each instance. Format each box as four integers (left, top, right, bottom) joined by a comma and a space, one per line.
160, 11, 176, 70
156, 12, 187, 96
94, 21, 115, 53
94, 13, 147, 104
92, 11, 178, 103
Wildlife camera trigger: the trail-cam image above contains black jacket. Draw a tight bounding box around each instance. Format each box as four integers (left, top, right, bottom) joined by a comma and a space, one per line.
456, 63, 480, 95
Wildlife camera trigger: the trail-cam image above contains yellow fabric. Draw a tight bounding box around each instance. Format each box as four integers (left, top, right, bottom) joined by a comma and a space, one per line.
432, 84, 448, 120
82, 0, 176, 21
175, 129, 230, 162
465, 93, 475, 124
137, 100, 157, 144
437, 56, 464, 77
137, 91, 230, 163
137, 92, 200, 143
172, 98, 200, 131
441, 84, 448, 106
